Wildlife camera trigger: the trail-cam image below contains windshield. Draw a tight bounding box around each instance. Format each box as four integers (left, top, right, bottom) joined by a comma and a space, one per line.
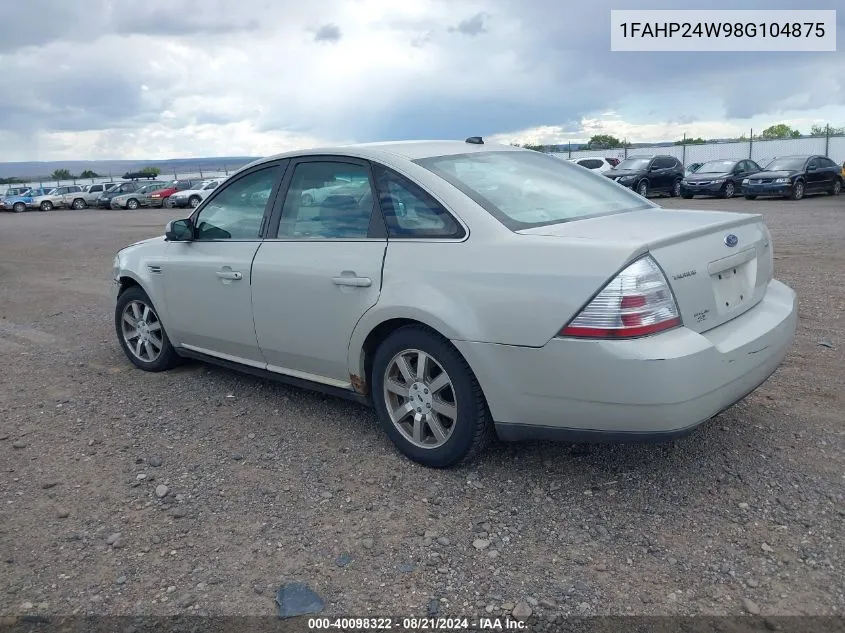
614, 157, 651, 170
415, 150, 653, 230
765, 157, 807, 171
696, 160, 737, 173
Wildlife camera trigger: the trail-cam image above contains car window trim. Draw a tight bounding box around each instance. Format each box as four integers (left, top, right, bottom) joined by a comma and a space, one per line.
264, 155, 387, 242
372, 163, 467, 241
186, 158, 290, 242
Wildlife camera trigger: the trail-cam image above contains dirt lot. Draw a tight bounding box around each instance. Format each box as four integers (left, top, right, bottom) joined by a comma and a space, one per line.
0, 193, 843, 626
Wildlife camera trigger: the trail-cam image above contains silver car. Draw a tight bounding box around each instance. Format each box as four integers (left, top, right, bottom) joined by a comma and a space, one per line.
112, 139, 797, 468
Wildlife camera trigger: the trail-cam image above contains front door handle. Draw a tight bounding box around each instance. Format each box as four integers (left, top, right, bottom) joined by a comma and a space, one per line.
332, 275, 372, 287
216, 270, 243, 281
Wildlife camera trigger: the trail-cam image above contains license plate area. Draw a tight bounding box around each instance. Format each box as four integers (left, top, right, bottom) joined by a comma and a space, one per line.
711, 259, 756, 315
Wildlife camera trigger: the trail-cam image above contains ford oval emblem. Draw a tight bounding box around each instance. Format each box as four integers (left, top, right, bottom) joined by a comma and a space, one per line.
724, 234, 739, 247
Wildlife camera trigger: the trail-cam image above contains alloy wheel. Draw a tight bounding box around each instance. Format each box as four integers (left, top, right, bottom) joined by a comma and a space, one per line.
120, 300, 164, 363
383, 349, 458, 449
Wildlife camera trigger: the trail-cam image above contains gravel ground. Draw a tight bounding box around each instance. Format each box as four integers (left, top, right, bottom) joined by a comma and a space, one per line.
0, 194, 843, 626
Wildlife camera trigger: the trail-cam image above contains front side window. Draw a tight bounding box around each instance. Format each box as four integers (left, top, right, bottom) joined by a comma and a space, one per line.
416, 150, 653, 230
374, 165, 464, 239
194, 165, 282, 240
277, 162, 374, 239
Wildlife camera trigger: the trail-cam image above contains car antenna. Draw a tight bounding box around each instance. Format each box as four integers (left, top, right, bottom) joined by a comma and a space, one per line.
465, 136, 484, 144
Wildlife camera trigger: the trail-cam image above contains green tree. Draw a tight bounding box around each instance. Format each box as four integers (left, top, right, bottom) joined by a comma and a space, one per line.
51, 168, 73, 180
759, 124, 801, 140
587, 134, 623, 149
810, 124, 845, 136
676, 137, 706, 145
141, 166, 161, 176
79, 169, 99, 178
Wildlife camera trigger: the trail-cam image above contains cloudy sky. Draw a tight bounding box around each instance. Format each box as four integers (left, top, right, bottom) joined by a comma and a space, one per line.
0, 0, 843, 161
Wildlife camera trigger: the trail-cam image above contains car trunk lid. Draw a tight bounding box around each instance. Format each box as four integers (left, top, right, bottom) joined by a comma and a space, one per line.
518, 209, 774, 334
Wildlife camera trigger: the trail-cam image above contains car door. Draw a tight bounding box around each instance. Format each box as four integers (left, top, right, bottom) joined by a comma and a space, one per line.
649, 158, 669, 191
805, 157, 825, 191
159, 161, 287, 365
250, 157, 387, 385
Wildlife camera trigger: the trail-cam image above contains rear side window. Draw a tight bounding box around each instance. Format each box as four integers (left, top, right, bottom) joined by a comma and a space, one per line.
373, 166, 465, 239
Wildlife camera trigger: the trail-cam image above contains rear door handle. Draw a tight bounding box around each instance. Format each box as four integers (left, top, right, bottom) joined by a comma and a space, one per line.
332, 275, 372, 287
216, 270, 243, 281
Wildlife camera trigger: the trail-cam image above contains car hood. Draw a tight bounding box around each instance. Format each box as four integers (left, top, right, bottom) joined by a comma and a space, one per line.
751, 170, 797, 178
118, 235, 165, 254
684, 171, 731, 181
604, 169, 644, 178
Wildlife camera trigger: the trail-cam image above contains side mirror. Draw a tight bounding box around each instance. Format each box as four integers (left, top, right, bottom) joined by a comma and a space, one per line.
165, 218, 194, 241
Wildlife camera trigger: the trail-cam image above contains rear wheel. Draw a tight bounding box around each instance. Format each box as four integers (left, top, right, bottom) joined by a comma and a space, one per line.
636, 180, 649, 197
790, 180, 805, 201
670, 179, 682, 197
722, 181, 736, 198
40, 200, 53, 212
829, 178, 842, 196
115, 286, 181, 372
127, 198, 139, 210
13, 202, 25, 213
371, 325, 493, 468
71, 198, 86, 210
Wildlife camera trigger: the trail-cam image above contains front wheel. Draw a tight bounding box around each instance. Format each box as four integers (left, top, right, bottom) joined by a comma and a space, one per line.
722, 181, 736, 198
790, 181, 805, 201
670, 179, 682, 197
371, 325, 493, 468
127, 198, 139, 210
829, 178, 842, 196
13, 202, 25, 213
115, 286, 181, 372
636, 180, 649, 198
189, 195, 201, 208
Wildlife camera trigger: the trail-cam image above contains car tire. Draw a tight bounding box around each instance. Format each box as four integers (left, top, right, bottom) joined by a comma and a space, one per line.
829, 178, 842, 196
40, 201, 53, 212
189, 195, 201, 208
722, 181, 736, 198
13, 202, 25, 213
71, 198, 86, 210
790, 180, 805, 201
744, 195, 757, 200
670, 179, 682, 197
115, 286, 181, 372
371, 325, 493, 468
636, 180, 649, 197
127, 198, 139, 210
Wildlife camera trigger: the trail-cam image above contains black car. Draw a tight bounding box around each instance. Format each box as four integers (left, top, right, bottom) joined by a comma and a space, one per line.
603, 155, 685, 197
96, 181, 144, 208
680, 159, 762, 199
742, 155, 842, 201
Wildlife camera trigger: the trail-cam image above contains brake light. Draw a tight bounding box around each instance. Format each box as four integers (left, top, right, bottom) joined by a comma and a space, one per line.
559, 255, 681, 339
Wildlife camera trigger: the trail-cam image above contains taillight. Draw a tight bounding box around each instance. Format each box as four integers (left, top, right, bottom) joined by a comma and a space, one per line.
558, 255, 681, 339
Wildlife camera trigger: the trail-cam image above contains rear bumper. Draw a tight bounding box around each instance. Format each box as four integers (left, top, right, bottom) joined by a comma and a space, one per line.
454, 279, 797, 441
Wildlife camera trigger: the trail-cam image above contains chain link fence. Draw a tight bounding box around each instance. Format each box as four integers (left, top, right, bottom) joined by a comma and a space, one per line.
7, 165, 246, 192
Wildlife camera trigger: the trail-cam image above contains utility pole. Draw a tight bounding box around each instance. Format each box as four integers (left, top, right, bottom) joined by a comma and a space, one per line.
682, 133, 687, 165
748, 129, 753, 160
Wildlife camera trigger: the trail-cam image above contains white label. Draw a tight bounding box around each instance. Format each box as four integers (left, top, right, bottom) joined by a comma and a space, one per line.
610, 10, 836, 51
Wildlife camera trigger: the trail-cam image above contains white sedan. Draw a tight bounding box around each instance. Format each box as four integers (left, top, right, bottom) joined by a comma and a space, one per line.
168, 178, 226, 209
112, 139, 797, 468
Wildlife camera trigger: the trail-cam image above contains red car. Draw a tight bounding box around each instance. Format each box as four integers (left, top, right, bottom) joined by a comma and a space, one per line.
147, 179, 202, 208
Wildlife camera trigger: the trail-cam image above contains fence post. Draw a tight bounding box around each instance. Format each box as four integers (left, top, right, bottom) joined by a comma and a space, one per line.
682, 133, 686, 165
825, 124, 830, 157
748, 129, 753, 160
568, 142, 571, 158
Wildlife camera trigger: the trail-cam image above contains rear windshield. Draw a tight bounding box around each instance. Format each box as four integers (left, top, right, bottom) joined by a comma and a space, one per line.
415, 150, 653, 230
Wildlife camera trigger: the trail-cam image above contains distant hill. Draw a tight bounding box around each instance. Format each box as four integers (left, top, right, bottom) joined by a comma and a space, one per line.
0, 156, 260, 180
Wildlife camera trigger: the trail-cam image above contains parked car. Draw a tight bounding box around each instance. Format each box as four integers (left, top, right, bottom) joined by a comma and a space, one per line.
685, 162, 704, 176
146, 179, 203, 208
565, 157, 617, 173
300, 177, 369, 207
1, 186, 32, 200
167, 178, 225, 209
680, 159, 762, 199
110, 182, 168, 210
111, 139, 797, 468
97, 181, 145, 208
28, 185, 84, 211
0, 188, 49, 213
603, 155, 685, 197
742, 155, 842, 200
841, 160, 845, 179
71, 182, 117, 207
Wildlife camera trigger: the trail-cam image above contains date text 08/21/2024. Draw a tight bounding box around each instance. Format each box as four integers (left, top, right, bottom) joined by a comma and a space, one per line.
307, 616, 527, 630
